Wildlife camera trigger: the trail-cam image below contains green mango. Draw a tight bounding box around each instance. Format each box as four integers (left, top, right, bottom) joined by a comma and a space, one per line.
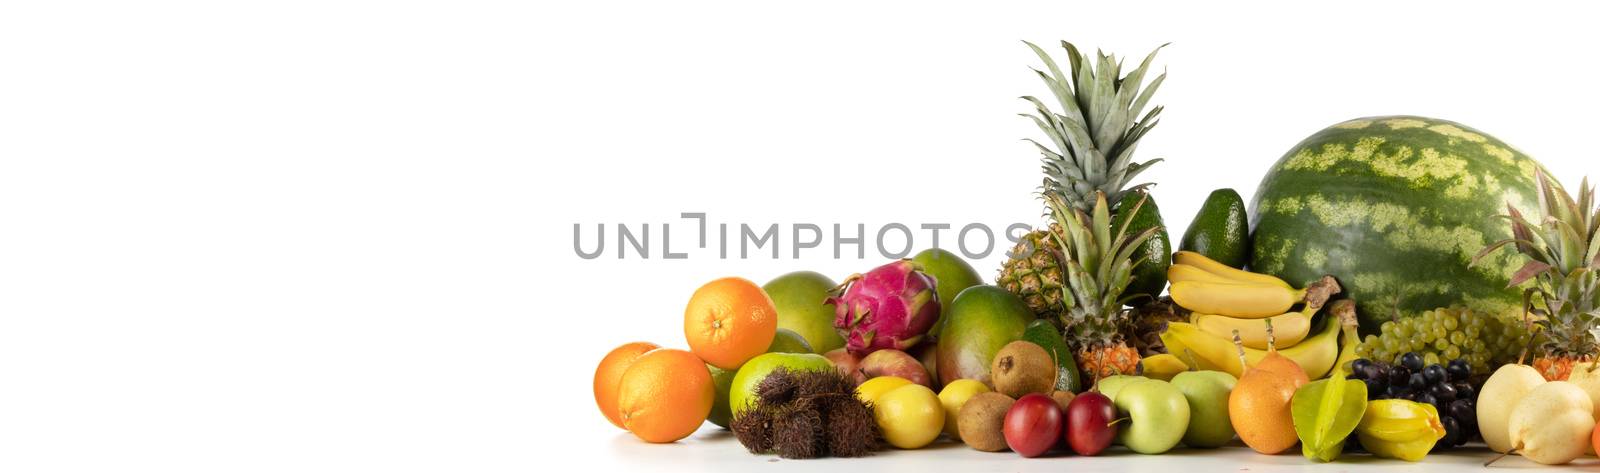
1112, 190, 1170, 302
1021, 319, 1083, 393
1181, 188, 1251, 269
912, 248, 983, 338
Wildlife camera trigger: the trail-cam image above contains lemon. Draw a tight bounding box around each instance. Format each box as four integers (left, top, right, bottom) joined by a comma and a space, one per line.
856, 376, 912, 404
937, 379, 991, 438
874, 384, 944, 449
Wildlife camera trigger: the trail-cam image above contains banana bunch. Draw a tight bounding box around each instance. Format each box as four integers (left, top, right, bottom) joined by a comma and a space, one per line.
1161, 311, 1341, 379
1355, 399, 1447, 462
1164, 300, 1362, 380
1192, 310, 1311, 350
1167, 251, 1341, 351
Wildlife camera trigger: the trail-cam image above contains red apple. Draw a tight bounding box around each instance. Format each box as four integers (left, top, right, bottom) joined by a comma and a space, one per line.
1065, 391, 1117, 456
823, 348, 865, 384
1003, 393, 1063, 458
860, 349, 932, 387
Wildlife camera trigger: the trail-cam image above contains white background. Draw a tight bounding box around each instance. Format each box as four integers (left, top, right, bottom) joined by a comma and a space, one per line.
3, 1, 1599, 472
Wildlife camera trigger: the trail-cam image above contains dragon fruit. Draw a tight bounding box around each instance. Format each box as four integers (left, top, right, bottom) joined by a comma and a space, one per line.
827, 259, 941, 356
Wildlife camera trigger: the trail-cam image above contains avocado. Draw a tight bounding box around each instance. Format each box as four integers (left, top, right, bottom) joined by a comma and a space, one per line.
1111, 190, 1170, 302
1180, 188, 1251, 268
1020, 319, 1082, 393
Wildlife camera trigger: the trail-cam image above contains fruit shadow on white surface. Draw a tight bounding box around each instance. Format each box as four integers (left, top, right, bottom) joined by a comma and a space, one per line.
598, 424, 1594, 472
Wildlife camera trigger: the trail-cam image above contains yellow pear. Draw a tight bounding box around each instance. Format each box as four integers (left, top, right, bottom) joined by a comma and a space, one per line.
1478, 364, 1546, 453
1507, 381, 1596, 465
1563, 362, 1600, 455
1564, 362, 1600, 422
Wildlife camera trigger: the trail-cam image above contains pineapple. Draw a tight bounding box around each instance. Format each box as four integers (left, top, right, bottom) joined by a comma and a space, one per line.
998, 225, 1067, 315
1045, 191, 1161, 380
1478, 171, 1600, 380
998, 40, 1166, 317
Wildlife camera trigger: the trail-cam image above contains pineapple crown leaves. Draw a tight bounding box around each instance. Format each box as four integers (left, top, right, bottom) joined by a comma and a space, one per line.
1044, 191, 1161, 336
1482, 174, 1600, 265
1474, 171, 1600, 285
1020, 40, 1168, 212
1475, 170, 1600, 355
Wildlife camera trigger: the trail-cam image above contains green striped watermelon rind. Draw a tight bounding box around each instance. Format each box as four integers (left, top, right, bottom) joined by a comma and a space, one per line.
1248, 116, 1543, 332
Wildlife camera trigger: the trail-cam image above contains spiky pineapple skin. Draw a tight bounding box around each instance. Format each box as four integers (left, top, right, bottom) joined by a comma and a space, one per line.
1076, 343, 1141, 381
997, 227, 1064, 317
1533, 355, 1597, 381
1534, 312, 1599, 380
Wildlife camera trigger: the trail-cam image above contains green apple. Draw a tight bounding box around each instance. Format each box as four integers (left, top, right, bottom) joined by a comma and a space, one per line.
1114, 379, 1191, 454
1097, 375, 1147, 402
1171, 370, 1236, 448
706, 364, 737, 428
764, 271, 845, 353
911, 248, 982, 336
730, 352, 833, 416
766, 328, 813, 354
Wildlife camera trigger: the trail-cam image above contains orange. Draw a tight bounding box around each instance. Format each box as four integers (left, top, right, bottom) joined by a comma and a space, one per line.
617, 348, 714, 443
594, 341, 660, 429
684, 277, 778, 370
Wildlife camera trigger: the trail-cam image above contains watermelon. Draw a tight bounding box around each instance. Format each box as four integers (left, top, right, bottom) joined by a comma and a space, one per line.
1248, 116, 1543, 332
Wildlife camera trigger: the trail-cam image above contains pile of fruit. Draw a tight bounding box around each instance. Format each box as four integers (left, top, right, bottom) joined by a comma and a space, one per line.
593, 249, 988, 454
590, 39, 1600, 467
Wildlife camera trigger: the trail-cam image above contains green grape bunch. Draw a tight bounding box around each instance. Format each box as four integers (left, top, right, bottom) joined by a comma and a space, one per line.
1353, 306, 1532, 375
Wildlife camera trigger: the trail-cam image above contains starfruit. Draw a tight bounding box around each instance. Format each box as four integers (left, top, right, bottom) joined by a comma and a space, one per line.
1291, 364, 1367, 462
1355, 400, 1446, 462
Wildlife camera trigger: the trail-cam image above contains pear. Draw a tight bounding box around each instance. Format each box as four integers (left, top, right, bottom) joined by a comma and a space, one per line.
1564, 362, 1600, 455
1565, 362, 1600, 422
1478, 364, 1545, 452
1506, 381, 1596, 465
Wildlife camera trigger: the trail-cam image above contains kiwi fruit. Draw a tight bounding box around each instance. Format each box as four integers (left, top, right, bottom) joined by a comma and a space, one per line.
957, 391, 1015, 452
1050, 390, 1075, 412
990, 341, 1056, 398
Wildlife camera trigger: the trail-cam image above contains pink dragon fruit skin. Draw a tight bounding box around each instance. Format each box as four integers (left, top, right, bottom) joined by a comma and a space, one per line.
827, 259, 941, 356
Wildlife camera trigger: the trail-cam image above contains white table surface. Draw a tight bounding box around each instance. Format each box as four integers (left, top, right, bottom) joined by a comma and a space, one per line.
597, 424, 1595, 472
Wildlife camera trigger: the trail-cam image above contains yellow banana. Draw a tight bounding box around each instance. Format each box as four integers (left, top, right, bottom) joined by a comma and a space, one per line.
1170, 280, 1304, 318
1160, 312, 1340, 379
1174, 251, 1293, 288
1138, 353, 1189, 381
1192, 309, 1312, 350
1167, 263, 1265, 286
1329, 299, 1362, 374
1163, 331, 1194, 369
